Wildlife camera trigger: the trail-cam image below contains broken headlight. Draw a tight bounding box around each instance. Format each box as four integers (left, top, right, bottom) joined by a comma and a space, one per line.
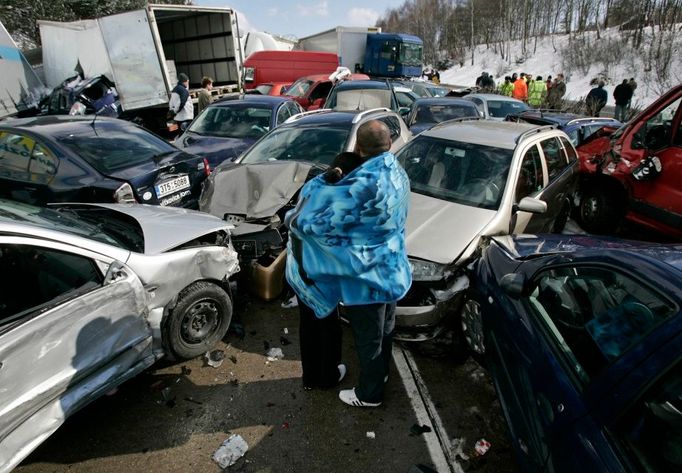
409, 258, 452, 282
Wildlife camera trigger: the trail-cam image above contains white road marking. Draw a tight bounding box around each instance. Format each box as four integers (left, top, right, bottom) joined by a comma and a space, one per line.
393, 345, 464, 473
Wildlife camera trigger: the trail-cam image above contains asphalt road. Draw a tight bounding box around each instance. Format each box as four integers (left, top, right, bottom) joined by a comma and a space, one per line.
16, 293, 517, 473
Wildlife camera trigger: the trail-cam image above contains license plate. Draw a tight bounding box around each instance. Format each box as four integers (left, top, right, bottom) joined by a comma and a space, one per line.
155, 175, 190, 198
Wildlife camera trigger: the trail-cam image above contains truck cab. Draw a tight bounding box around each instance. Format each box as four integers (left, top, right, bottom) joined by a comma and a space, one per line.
363, 33, 423, 78
576, 84, 682, 238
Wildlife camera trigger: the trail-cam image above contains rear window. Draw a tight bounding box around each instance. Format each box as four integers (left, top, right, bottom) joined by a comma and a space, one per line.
330, 89, 393, 111
189, 105, 272, 138
55, 122, 177, 174
487, 100, 530, 118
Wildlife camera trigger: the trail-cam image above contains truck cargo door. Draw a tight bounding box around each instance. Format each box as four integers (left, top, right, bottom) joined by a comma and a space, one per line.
99, 10, 169, 110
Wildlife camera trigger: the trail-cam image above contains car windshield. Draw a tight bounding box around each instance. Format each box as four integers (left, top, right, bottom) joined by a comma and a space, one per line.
330, 89, 393, 111
0, 200, 128, 249
240, 125, 350, 166
487, 100, 530, 118
55, 122, 178, 174
285, 79, 313, 98
188, 104, 272, 138
397, 136, 513, 210
426, 86, 448, 97
399, 42, 423, 66
413, 104, 478, 124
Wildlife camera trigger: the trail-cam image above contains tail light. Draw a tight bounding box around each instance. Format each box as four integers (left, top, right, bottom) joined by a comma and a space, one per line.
202, 158, 211, 176
113, 182, 137, 203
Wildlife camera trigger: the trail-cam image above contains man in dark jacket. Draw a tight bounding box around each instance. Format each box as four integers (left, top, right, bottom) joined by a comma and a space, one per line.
547, 73, 567, 109
586, 81, 608, 117
613, 79, 633, 122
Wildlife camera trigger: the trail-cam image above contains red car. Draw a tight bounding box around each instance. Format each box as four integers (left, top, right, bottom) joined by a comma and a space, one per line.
575, 84, 682, 238
254, 82, 291, 96
284, 73, 370, 110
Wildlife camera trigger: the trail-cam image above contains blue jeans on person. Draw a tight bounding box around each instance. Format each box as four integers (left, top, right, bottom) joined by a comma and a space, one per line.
344, 302, 396, 403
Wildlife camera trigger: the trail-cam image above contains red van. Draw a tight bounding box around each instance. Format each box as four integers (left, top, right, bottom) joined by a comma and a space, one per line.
243, 51, 339, 90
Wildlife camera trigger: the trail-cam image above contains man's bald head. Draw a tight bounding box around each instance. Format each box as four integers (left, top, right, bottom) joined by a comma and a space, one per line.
355, 120, 391, 158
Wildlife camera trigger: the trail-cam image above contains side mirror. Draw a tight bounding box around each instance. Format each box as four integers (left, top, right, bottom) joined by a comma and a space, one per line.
104, 261, 127, 285
515, 196, 547, 214
500, 273, 525, 297
399, 106, 410, 117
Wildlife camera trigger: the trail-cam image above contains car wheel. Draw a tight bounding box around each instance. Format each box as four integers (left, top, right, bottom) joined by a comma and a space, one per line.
578, 185, 624, 234
461, 298, 485, 357
167, 281, 232, 359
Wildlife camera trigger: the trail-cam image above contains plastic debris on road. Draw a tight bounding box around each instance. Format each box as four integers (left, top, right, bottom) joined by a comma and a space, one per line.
212, 434, 248, 468
205, 350, 226, 368
409, 424, 433, 436
474, 439, 491, 456
283, 327, 289, 334
366, 431, 376, 439
266, 347, 284, 361
281, 295, 298, 308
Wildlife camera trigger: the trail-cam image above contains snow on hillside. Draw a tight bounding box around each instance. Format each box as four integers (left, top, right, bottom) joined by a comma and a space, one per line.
440, 25, 682, 108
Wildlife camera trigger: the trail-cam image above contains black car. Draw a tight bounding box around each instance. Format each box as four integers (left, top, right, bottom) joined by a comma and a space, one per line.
0, 116, 209, 208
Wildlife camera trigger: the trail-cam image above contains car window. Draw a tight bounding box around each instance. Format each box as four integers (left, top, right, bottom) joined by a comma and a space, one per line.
239, 125, 350, 166
540, 136, 568, 180
470, 98, 484, 110
286, 102, 302, 117
397, 135, 512, 210
331, 89, 392, 111
310, 82, 333, 101
565, 128, 580, 146
396, 92, 414, 108
0, 131, 34, 174
634, 97, 681, 149
487, 100, 529, 118
615, 362, 681, 473
276, 104, 292, 125
0, 244, 102, 327
189, 105, 271, 138
516, 144, 544, 200
285, 79, 313, 98
378, 116, 401, 142
560, 136, 578, 163
527, 265, 675, 384
29, 143, 59, 182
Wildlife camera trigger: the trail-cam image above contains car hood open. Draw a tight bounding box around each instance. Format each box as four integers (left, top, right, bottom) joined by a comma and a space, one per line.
405, 192, 496, 265
52, 203, 231, 255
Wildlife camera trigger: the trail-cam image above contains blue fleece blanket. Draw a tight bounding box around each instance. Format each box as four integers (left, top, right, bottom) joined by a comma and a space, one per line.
285, 151, 412, 318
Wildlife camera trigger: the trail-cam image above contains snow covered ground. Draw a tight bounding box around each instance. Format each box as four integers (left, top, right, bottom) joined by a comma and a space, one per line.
439, 26, 682, 108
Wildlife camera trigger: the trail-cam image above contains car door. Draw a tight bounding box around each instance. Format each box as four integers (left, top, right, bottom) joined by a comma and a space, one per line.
536, 135, 576, 231
630, 96, 682, 221
0, 237, 154, 472
512, 143, 547, 233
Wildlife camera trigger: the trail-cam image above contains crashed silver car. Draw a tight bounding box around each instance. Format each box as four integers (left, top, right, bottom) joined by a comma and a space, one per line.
0, 200, 239, 472
396, 119, 579, 341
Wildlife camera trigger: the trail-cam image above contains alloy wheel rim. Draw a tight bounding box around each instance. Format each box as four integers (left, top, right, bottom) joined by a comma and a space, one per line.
461, 299, 485, 355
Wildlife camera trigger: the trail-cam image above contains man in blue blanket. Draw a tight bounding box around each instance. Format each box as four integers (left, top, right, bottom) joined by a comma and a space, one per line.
285, 120, 412, 407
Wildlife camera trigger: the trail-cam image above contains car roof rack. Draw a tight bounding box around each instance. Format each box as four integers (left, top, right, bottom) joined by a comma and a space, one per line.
351, 108, 393, 124
514, 125, 558, 143
429, 116, 483, 129
565, 117, 616, 126
284, 108, 333, 124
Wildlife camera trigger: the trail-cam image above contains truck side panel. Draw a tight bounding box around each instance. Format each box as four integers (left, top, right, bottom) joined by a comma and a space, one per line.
99, 10, 169, 110
153, 10, 241, 88
0, 22, 45, 118
337, 31, 370, 71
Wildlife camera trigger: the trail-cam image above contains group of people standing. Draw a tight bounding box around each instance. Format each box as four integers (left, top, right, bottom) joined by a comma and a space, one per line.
495, 72, 567, 109
167, 73, 214, 134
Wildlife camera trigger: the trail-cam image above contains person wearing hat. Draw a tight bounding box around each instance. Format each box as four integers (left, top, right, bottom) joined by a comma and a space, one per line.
168, 72, 194, 132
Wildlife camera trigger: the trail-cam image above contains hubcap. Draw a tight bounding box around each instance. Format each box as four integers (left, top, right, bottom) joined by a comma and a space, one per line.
181, 299, 219, 344
582, 196, 599, 222
461, 299, 485, 355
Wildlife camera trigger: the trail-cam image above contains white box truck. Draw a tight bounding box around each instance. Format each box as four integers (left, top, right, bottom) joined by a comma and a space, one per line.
0, 21, 46, 118
38, 4, 244, 129
298, 26, 381, 73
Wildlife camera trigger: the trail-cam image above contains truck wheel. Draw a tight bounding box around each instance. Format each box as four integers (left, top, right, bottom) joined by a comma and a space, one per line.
166, 281, 232, 360
578, 185, 624, 234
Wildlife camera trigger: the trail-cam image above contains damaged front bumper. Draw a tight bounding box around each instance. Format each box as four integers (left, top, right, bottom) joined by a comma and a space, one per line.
394, 274, 469, 342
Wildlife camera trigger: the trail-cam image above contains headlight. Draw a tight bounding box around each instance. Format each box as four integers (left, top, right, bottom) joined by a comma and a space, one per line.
409, 258, 451, 281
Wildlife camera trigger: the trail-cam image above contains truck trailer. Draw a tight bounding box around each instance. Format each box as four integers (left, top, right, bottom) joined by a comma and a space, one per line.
298, 26, 423, 78
38, 4, 244, 129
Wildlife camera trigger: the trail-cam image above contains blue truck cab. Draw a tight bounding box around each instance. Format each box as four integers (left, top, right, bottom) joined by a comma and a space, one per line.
363, 33, 423, 78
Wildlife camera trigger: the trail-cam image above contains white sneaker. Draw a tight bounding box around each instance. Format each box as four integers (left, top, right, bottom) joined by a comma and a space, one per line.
338, 364, 347, 383
339, 388, 381, 407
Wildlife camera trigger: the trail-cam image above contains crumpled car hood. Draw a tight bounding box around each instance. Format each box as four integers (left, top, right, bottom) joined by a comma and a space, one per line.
405, 192, 496, 265
53, 203, 232, 255
199, 161, 315, 220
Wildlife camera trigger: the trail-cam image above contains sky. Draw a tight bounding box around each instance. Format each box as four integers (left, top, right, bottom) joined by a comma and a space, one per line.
194, 0, 402, 39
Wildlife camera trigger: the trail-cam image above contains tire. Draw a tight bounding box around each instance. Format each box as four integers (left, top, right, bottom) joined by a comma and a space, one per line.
578, 185, 624, 235
166, 281, 233, 360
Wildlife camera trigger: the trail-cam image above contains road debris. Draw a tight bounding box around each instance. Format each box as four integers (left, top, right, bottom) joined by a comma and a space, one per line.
205, 349, 226, 368
409, 424, 433, 436
266, 347, 284, 361
366, 431, 376, 439
281, 295, 298, 308
280, 335, 292, 346
474, 439, 491, 456
212, 434, 248, 468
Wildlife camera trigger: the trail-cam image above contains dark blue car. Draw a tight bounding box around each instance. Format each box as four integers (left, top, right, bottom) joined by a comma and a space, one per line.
0, 116, 209, 208
463, 234, 681, 472
505, 110, 623, 147
176, 94, 302, 169
405, 97, 480, 134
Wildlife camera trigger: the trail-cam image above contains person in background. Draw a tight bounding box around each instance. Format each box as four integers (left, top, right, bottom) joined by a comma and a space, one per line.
547, 73, 566, 109
627, 77, 638, 111
500, 76, 514, 97
432, 70, 441, 84
168, 72, 194, 131
586, 81, 608, 117
198, 76, 214, 114
528, 75, 547, 108
546, 75, 553, 92
613, 79, 634, 122
512, 74, 528, 102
